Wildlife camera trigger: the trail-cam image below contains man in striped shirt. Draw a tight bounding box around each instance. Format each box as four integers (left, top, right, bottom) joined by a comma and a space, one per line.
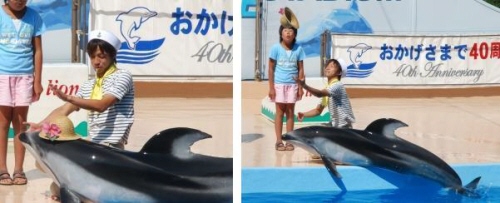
29, 30, 134, 149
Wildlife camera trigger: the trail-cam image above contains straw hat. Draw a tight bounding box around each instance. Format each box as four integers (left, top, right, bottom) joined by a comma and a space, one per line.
88, 30, 121, 52
39, 116, 81, 141
280, 7, 300, 29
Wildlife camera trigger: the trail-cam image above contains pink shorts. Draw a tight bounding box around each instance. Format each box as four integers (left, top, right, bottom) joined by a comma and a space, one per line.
274, 84, 298, 103
0, 75, 33, 107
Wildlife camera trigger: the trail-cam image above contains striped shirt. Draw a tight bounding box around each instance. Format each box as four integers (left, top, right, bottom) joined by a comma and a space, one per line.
76, 69, 135, 144
320, 81, 355, 128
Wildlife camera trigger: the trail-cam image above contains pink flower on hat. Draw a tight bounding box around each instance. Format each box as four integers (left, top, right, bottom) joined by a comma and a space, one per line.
42, 122, 62, 141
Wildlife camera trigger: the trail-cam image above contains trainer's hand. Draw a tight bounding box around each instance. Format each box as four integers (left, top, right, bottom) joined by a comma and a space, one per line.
297, 112, 305, 122
23, 122, 41, 132
50, 85, 71, 102
293, 76, 306, 86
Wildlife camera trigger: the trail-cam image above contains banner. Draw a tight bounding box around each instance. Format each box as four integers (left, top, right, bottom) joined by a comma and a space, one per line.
247, 0, 500, 80
89, 0, 233, 77
332, 34, 500, 85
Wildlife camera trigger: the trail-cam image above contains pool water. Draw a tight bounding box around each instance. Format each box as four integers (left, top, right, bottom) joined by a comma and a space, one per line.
243, 187, 499, 203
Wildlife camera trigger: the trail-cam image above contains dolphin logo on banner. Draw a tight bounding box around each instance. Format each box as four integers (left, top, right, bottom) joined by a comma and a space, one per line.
114, 7, 165, 65
347, 43, 372, 69
116, 7, 158, 50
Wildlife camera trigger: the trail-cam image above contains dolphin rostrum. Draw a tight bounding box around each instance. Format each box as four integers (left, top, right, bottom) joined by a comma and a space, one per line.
282, 118, 481, 197
20, 127, 232, 203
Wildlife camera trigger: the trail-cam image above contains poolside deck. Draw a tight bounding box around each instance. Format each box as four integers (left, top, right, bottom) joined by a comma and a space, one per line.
242, 81, 500, 168
0, 96, 232, 203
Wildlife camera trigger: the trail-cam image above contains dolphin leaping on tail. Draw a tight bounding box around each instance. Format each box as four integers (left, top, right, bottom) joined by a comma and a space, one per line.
282, 118, 481, 197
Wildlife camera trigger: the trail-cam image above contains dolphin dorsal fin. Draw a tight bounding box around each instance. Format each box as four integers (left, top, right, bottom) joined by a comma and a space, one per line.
139, 127, 211, 159
350, 0, 359, 12
364, 118, 408, 139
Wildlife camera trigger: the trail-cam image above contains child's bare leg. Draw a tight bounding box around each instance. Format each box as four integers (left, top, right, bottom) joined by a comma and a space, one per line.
0, 106, 12, 185
284, 104, 295, 151
274, 103, 286, 143
285, 103, 295, 133
12, 106, 28, 185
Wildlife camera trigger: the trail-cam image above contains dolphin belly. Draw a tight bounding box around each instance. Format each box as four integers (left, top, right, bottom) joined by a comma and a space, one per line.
45, 152, 156, 203
316, 137, 371, 166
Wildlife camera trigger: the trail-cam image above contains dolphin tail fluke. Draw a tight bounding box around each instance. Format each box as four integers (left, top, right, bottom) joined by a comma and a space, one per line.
457, 176, 482, 198
126, 36, 140, 49
139, 127, 212, 156
131, 36, 140, 45
465, 176, 481, 190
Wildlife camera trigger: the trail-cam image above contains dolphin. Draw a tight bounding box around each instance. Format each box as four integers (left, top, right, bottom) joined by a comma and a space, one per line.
296, 0, 373, 57
282, 118, 481, 197
20, 127, 232, 203
116, 7, 158, 50
347, 43, 372, 69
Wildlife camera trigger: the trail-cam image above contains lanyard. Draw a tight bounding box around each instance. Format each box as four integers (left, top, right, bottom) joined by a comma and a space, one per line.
321, 78, 339, 107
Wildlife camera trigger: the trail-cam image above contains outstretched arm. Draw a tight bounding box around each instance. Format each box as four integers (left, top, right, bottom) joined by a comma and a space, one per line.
293, 76, 329, 98
25, 102, 79, 131
50, 85, 117, 113
297, 104, 325, 122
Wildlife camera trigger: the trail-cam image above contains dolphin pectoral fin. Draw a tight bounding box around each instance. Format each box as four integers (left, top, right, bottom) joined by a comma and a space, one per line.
59, 186, 82, 203
364, 118, 408, 139
320, 155, 347, 191
320, 155, 342, 179
139, 127, 212, 157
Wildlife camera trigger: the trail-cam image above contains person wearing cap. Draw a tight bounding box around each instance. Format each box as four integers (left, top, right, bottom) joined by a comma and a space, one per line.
27, 30, 134, 150
0, 0, 45, 185
294, 58, 355, 129
269, 7, 305, 151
